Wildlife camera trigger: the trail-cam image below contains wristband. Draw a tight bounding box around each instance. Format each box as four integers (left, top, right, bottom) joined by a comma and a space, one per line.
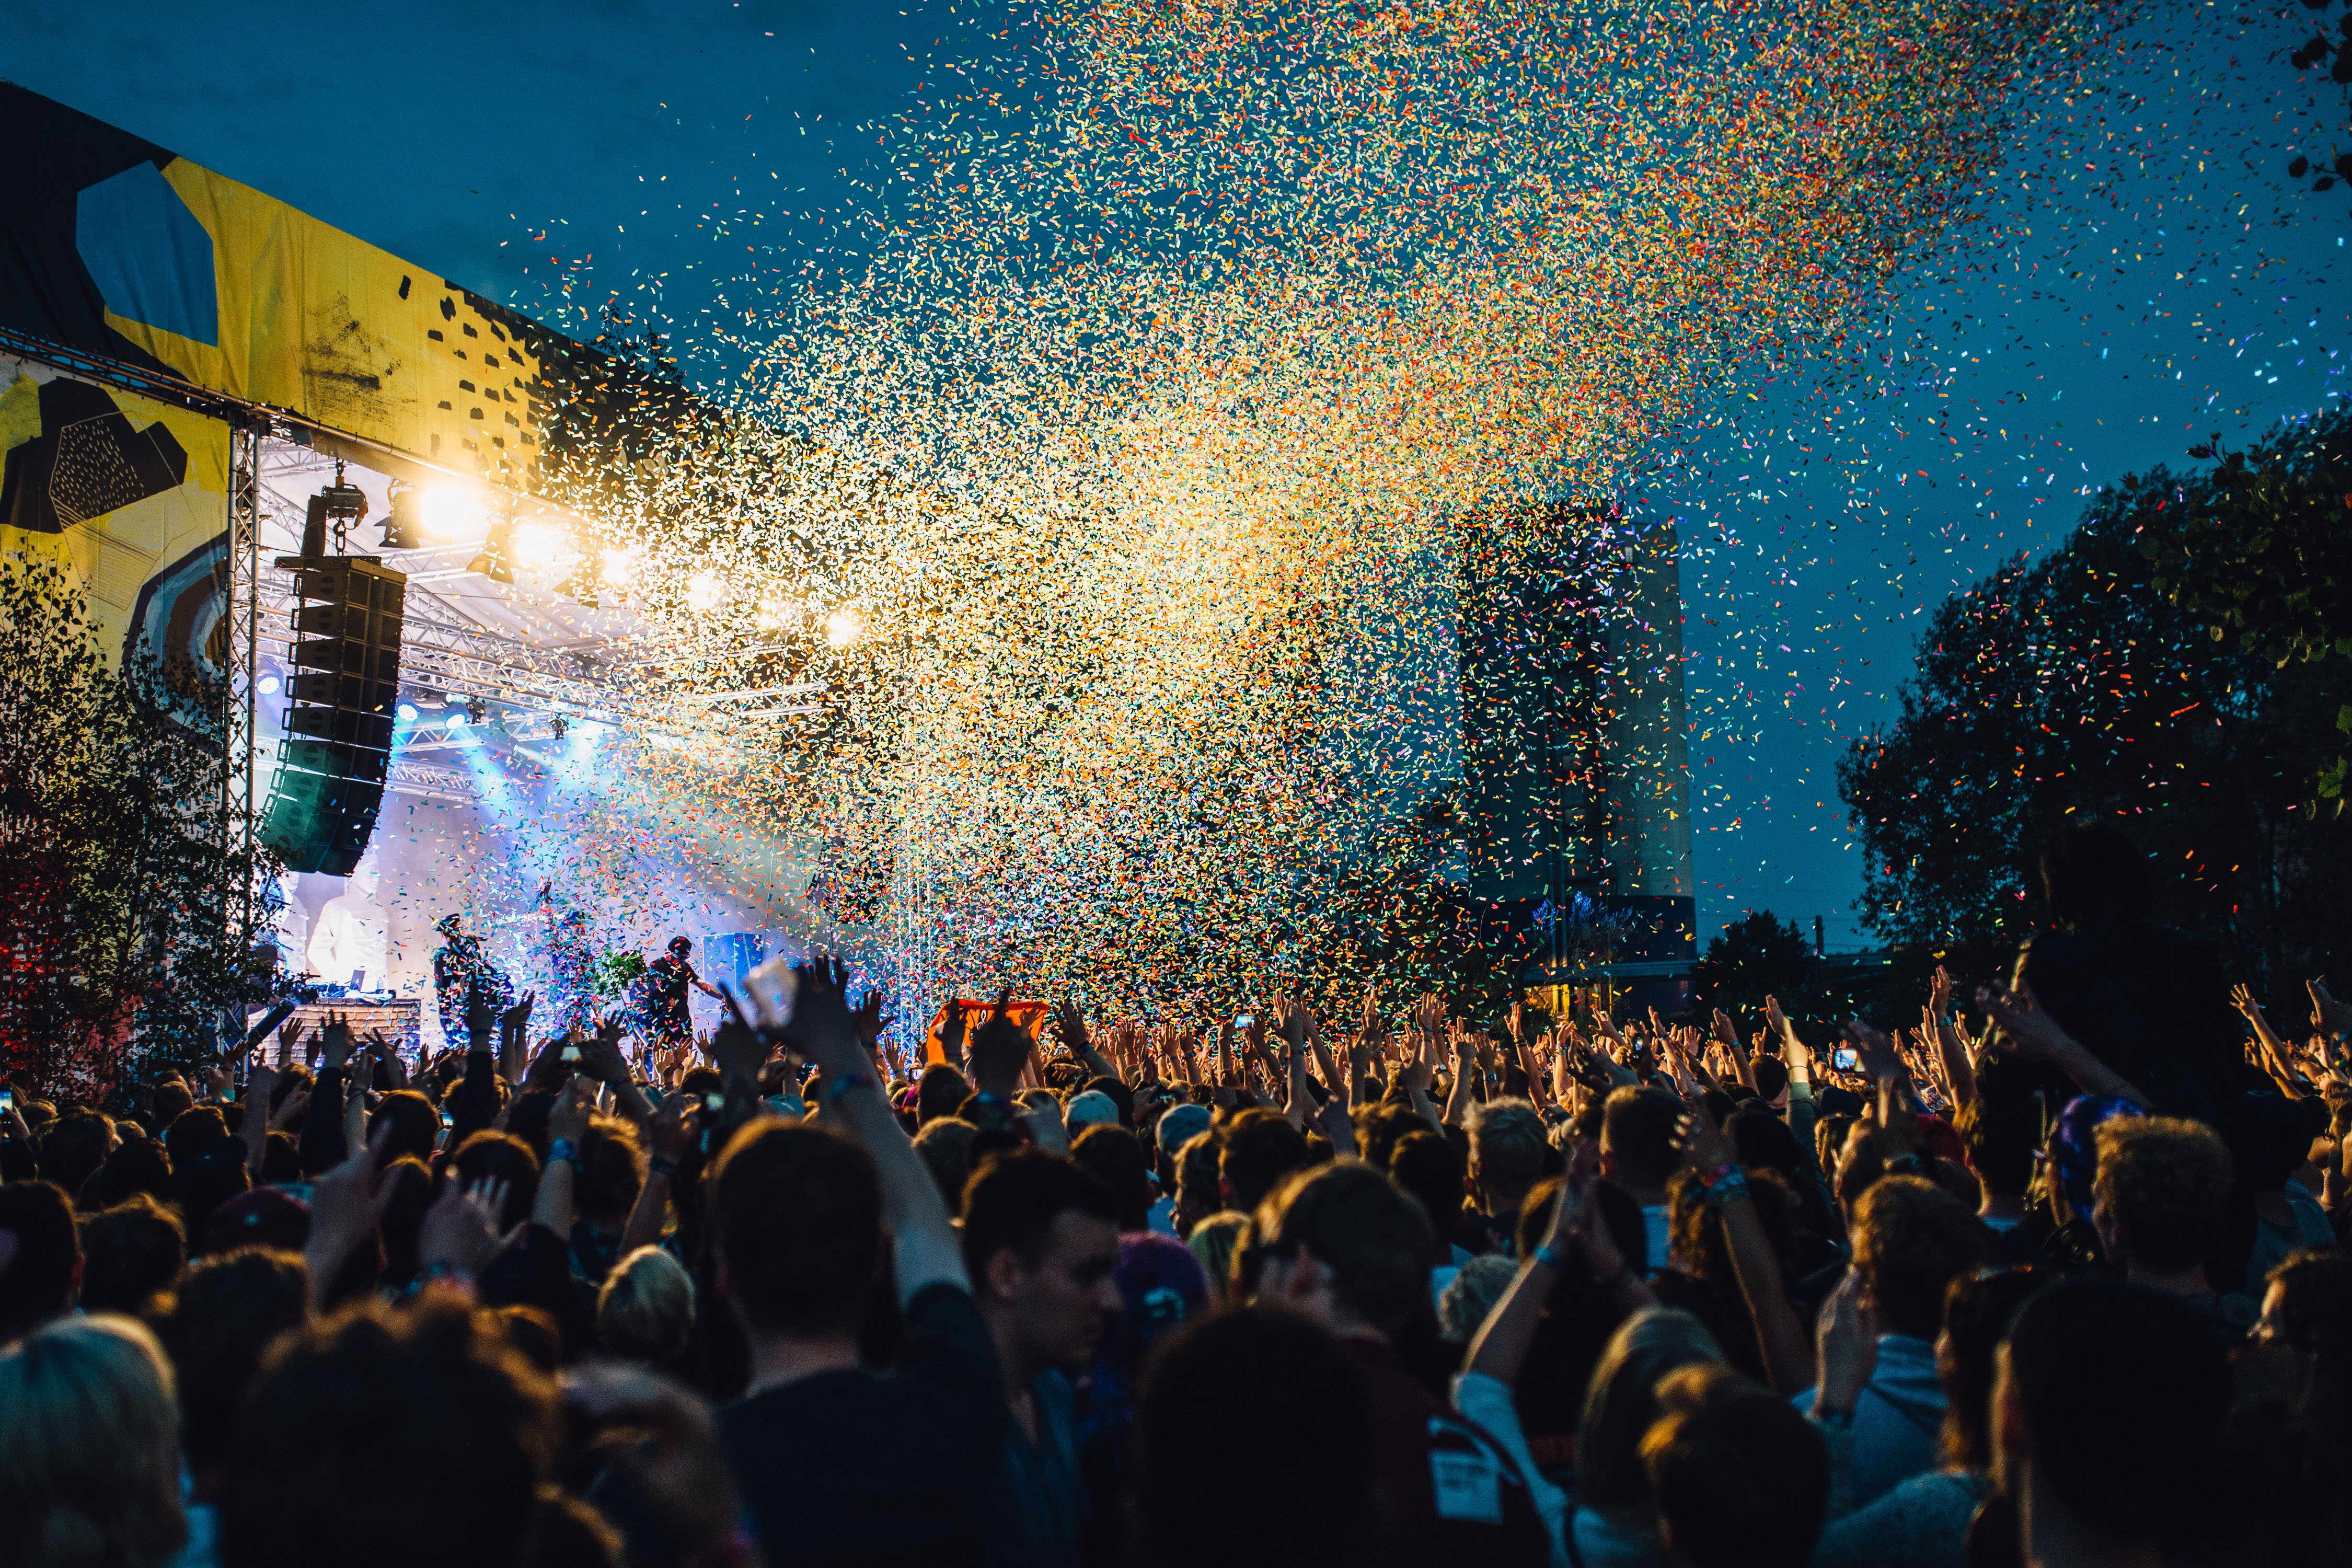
547, 1137, 579, 1168
1704, 1169, 1751, 1208
649, 1154, 679, 1179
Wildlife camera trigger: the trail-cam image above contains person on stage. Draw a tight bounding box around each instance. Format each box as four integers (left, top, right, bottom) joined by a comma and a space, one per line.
432, 912, 513, 1050
534, 882, 598, 1038
639, 935, 723, 1055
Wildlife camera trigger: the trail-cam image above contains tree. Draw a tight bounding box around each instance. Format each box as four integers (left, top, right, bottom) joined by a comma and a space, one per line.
1838, 442, 2352, 1001
2138, 409, 2352, 799
1692, 910, 1818, 1019
0, 559, 283, 1099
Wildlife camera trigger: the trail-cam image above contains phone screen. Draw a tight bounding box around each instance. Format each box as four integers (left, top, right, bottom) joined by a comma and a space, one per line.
0, 1089, 13, 1113
1832, 1048, 1859, 1070
561, 1045, 583, 1063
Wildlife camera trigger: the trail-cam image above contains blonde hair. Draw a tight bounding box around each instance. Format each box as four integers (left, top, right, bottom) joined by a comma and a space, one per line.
1575, 1306, 1725, 1516
596, 1246, 697, 1364
1185, 1211, 1250, 1307
0, 1314, 187, 1568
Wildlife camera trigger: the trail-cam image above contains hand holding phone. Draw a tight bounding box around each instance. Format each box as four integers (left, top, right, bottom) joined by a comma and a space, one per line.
1832, 1047, 1859, 1071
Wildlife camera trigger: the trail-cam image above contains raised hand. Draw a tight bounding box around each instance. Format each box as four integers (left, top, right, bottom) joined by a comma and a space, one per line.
1814, 1269, 1881, 1418
851, 989, 893, 1050
966, 985, 1034, 1097
939, 999, 970, 1072
419, 1177, 519, 1279
319, 1010, 353, 1070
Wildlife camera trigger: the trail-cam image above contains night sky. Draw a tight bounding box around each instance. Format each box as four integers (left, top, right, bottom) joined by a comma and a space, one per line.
6, 0, 2345, 963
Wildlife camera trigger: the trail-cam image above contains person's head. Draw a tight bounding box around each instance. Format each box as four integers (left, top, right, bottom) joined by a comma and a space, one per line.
1751, 1055, 1789, 1104
916, 1064, 973, 1126
1464, 1097, 1547, 1214
1668, 1162, 1801, 1293
2038, 818, 2150, 928
596, 1246, 697, 1367
711, 1122, 881, 1342
220, 1299, 559, 1568
40, 1111, 117, 1201
78, 1196, 186, 1318
0, 1179, 80, 1340
1437, 1254, 1518, 1343
177, 1142, 252, 1230
666, 936, 693, 959
1641, 1363, 1828, 1568
437, 913, 464, 939
962, 1150, 1122, 1371
912, 1116, 978, 1217
367, 1091, 442, 1168
1064, 1090, 1121, 1134
1172, 1129, 1223, 1236
1185, 1211, 1248, 1306
1600, 1087, 1682, 1198
1251, 1159, 1432, 1341
2091, 1114, 2232, 1277
1725, 1102, 1804, 1184
150, 1081, 195, 1129
1218, 1109, 1309, 1214
0, 1313, 185, 1568
1131, 1305, 1376, 1568
1386, 1130, 1467, 1253
450, 1131, 542, 1232
93, 1137, 175, 1211
1850, 1176, 1992, 1340
1069, 1123, 1156, 1232
1935, 1267, 2050, 1471
575, 1117, 643, 1232
2258, 1247, 2352, 1361
1954, 1092, 2038, 1201
1154, 1101, 1212, 1170
1993, 1276, 2230, 1548
1575, 1307, 1725, 1513
156, 1248, 308, 1488
164, 1105, 230, 1169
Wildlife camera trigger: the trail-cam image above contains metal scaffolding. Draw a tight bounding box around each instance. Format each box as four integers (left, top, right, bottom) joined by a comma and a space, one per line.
222, 421, 263, 940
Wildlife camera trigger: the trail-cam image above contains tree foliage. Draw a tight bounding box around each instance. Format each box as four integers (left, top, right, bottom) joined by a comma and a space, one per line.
1692, 910, 1817, 1018
1839, 434, 2352, 998
0, 558, 282, 1100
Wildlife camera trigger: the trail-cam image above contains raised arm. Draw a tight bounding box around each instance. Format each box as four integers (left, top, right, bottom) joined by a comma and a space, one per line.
779, 958, 967, 1301
1977, 983, 2151, 1108
1681, 1101, 1816, 1394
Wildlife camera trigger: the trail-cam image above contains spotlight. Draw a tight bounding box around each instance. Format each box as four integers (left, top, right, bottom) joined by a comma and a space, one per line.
824, 606, 864, 648
686, 571, 727, 612
381, 488, 425, 550
257, 674, 281, 696
550, 715, 568, 740
468, 521, 515, 584
514, 520, 566, 569
552, 562, 601, 608
466, 696, 486, 724
396, 702, 419, 722
600, 550, 639, 587
419, 488, 482, 539
448, 711, 469, 730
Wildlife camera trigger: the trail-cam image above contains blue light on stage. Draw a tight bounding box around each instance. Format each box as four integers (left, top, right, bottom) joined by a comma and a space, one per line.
257, 675, 280, 695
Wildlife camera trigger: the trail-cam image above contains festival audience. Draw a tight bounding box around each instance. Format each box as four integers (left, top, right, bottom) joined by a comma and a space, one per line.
1, 824, 2349, 1568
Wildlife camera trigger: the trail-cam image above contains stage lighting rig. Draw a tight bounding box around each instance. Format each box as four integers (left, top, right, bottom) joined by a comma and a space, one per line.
468, 517, 516, 584
379, 485, 424, 550
466, 695, 487, 724
298, 461, 370, 556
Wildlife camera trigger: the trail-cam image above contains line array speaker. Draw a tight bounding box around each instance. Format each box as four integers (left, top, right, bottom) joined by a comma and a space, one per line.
259, 555, 406, 875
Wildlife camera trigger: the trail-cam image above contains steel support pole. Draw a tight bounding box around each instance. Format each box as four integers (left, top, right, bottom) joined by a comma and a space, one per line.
223, 421, 263, 944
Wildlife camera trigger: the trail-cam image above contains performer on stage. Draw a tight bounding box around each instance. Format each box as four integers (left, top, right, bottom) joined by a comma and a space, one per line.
638, 935, 722, 1054
432, 912, 513, 1049
535, 882, 598, 1037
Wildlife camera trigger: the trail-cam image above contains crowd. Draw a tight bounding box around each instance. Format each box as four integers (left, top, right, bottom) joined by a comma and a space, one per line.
1, 820, 2347, 1568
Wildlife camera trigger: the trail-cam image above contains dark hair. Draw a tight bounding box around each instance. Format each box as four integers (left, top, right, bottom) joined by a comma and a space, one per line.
1218, 1109, 1309, 1214
667, 936, 693, 954
711, 1122, 882, 1338
1641, 1364, 1828, 1568
2003, 1277, 2230, 1542
220, 1298, 559, 1568
1726, 1102, 1804, 1182
916, 1064, 973, 1126
1386, 1130, 1466, 1244
962, 1149, 1117, 1282
1751, 1056, 1790, 1101
1939, 1268, 2050, 1469
1068, 1125, 1154, 1232
1131, 1306, 1376, 1568
376, 1158, 436, 1290
1260, 1160, 1433, 1338
912, 1117, 978, 1217
92, 1136, 175, 1211
165, 1106, 233, 1169
1955, 1092, 2038, 1197
156, 1248, 308, 1479
0, 1180, 79, 1340
2093, 1115, 2231, 1271
451, 1131, 541, 1232
1353, 1101, 1426, 1173
1851, 1177, 1993, 1340
1602, 1088, 1684, 1189
78, 1196, 186, 1316
2038, 820, 2150, 927
368, 1091, 441, 1168
574, 1117, 644, 1231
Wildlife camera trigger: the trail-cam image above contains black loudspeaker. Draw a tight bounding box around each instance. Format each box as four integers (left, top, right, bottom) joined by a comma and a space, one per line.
260, 557, 407, 874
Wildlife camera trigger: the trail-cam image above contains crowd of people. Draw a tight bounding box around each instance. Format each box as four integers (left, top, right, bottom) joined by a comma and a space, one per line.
1, 821, 2347, 1568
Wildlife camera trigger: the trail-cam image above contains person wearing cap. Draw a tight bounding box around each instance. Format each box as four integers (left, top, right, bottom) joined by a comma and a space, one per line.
534, 882, 599, 1038
1147, 1102, 1212, 1237
431, 914, 511, 1051
641, 936, 723, 1056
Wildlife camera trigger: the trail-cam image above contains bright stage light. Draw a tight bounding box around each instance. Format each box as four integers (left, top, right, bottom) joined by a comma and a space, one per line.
756, 596, 791, 630
396, 702, 419, 722
686, 572, 727, 612
448, 711, 469, 729
257, 674, 281, 695
824, 606, 864, 648
514, 520, 567, 568
418, 488, 482, 539
600, 550, 639, 587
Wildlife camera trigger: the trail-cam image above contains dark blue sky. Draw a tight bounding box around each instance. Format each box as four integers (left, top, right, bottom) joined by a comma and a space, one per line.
6, 0, 2345, 959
